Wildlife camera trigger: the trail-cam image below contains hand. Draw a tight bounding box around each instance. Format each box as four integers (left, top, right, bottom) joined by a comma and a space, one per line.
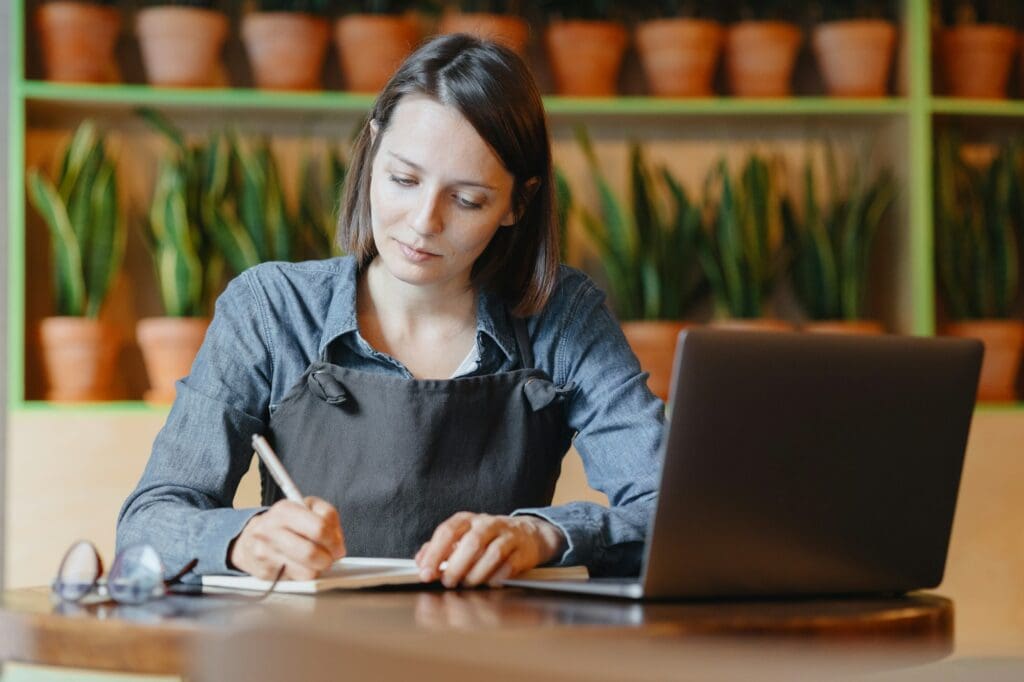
415, 512, 567, 588
228, 496, 345, 580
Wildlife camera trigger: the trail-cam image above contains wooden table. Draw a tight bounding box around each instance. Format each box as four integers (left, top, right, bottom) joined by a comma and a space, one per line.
0, 586, 954, 679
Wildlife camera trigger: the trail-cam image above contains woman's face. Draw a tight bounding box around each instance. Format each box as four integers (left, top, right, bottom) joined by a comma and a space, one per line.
369, 95, 517, 291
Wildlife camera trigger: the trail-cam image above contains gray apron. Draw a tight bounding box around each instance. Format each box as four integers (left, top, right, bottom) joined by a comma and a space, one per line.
260, 316, 576, 558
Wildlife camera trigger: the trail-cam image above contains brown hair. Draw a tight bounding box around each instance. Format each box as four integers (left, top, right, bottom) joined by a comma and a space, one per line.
337, 34, 559, 317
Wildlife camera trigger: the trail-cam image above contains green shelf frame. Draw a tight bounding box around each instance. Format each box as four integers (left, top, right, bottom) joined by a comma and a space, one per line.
9, 0, 1024, 413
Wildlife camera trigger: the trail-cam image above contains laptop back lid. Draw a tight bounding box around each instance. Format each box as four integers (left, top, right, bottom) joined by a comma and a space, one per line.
640, 329, 982, 599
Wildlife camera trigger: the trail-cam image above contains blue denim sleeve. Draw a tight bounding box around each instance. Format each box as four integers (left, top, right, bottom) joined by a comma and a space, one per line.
512, 274, 663, 577
116, 270, 274, 578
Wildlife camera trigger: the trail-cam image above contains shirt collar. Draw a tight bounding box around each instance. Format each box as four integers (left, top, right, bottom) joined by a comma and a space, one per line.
317, 257, 518, 365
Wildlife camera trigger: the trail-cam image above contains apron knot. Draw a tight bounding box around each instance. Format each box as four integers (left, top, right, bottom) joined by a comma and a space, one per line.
309, 369, 350, 406
523, 377, 577, 412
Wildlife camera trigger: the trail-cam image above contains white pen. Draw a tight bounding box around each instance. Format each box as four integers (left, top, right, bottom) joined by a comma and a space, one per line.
251, 434, 305, 505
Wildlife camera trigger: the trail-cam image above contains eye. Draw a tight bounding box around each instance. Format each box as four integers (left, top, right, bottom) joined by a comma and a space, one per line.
389, 174, 416, 187
455, 194, 484, 210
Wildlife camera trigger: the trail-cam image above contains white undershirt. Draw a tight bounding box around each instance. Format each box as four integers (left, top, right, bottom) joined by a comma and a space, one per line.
450, 342, 480, 378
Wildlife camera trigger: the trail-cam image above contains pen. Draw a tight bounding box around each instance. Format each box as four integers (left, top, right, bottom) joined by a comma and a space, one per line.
251, 434, 305, 505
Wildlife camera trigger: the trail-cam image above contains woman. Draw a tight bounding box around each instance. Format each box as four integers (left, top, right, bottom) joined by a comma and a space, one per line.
117, 34, 663, 588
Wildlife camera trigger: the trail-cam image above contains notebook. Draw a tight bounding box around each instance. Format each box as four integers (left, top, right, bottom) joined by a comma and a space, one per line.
202, 557, 589, 594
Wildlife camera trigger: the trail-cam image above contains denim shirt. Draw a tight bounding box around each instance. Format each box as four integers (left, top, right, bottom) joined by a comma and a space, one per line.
116, 256, 664, 578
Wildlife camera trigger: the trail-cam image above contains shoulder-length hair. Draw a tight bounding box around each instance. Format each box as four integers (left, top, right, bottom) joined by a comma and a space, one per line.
337, 34, 559, 317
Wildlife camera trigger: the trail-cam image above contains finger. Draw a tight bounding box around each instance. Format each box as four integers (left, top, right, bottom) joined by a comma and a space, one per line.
441, 516, 502, 587
418, 512, 474, 582
268, 527, 335, 575
271, 500, 342, 557
463, 534, 515, 587
486, 560, 515, 588
304, 497, 346, 559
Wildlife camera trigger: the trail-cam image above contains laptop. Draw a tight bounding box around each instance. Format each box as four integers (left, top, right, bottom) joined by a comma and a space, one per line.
506, 328, 983, 600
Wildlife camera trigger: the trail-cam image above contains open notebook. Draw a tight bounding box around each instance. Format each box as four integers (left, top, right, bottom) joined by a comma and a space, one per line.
201, 557, 589, 594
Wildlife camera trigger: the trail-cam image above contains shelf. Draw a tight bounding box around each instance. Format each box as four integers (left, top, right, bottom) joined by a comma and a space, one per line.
930, 97, 1024, 117
18, 81, 911, 117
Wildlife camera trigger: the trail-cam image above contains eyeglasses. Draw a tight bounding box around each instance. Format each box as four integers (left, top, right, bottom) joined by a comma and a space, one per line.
51, 540, 198, 605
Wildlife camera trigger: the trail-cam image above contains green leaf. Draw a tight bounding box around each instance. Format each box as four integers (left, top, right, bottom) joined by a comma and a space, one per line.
28, 171, 85, 316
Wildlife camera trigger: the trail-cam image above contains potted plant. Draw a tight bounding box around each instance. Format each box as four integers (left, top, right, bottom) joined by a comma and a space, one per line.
939, 1, 1020, 99
137, 0, 230, 87
698, 152, 791, 330
296, 143, 349, 260
634, 1, 723, 97
26, 121, 126, 402
334, 1, 421, 93
725, 0, 802, 97
242, 0, 332, 91
811, 0, 897, 97
34, 0, 122, 83
137, 110, 226, 403
576, 127, 705, 399
782, 143, 896, 334
543, 1, 628, 96
437, 1, 530, 57
935, 133, 1023, 402
555, 167, 573, 263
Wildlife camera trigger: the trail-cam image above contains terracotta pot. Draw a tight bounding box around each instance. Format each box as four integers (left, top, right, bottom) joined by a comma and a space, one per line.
621, 321, 690, 401
708, 318, 794, 333
39, 317, 119, 402
546, 20, 628, 96
242, 12, 329, 91
438, 13, 529, 57
944, 320, 1024, 402
812, 19, 896, 97
137, 317, 211, 404
137, 6, 229, 88
635, 18, 722, 97
726, 21, 802, 97
941, 25, 1018, 99
802, 319, 885, 335
334, 14, 419, 93
34, 1, 121, 83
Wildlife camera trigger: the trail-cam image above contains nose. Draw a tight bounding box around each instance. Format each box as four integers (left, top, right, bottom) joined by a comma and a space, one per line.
411, 189, 444, 236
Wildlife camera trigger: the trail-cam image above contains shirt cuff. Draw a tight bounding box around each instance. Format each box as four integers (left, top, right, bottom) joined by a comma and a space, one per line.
193, 506, 269, 576
511, 506, 597, 568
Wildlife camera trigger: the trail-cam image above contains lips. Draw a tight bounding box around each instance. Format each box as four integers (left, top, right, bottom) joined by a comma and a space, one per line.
395, 239, 440, 262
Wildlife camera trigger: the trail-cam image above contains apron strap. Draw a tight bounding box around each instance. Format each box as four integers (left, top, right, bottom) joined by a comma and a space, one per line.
512, 316, 534, 370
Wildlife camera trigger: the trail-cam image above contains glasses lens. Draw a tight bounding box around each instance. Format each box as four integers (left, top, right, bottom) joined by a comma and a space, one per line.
108, 544, 165, 605
53, 540, 101, 602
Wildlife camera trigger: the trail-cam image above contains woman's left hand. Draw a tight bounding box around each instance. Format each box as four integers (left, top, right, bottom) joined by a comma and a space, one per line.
415, 512, 567, 588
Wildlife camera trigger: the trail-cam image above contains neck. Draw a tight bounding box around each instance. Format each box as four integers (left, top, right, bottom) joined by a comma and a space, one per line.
359, 258, 477, 335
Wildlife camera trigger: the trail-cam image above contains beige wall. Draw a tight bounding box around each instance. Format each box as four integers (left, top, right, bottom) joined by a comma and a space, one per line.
5, 408, 1023, 655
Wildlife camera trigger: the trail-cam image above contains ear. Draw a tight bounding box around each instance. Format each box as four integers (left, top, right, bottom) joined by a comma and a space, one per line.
499, 177, 541, 227
369, 119, 380, 144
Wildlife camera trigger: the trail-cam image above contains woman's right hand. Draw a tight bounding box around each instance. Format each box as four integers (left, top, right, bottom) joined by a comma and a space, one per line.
228, 496, 346, 580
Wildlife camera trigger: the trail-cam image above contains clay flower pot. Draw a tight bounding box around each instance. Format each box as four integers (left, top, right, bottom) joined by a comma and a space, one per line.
34, 1, 121, 83
635, 18, 722, 97
621, 321, 690, 401
137, 6, 229, 88
137, 317, 211, 404
944, 320, 1024, 402
726, 20, 802, 97
242, 12, 329, 91
941, 25, 1018, 99
39, 317, 119, 402
708, 318, 794, 333
546, 20, 628, 97
812, 19, 896, 97
438, 12, 529, 57
802, 320, 885, 335
334, 14, 419, 93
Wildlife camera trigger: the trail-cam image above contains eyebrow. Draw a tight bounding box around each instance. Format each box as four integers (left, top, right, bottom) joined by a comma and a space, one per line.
386, 151, 498, 191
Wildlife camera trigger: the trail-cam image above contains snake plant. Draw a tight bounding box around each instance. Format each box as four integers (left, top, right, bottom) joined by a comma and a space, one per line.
140, 109, 228, 316
27, 120, 125, 318
555, 167, 573, 263
576, 126, 704, 320
940, 0, 1020, 27
935, 133, 1021, 320
782, 144, 896, 321
698, 153, 787, 319
296, 144, 348, 260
